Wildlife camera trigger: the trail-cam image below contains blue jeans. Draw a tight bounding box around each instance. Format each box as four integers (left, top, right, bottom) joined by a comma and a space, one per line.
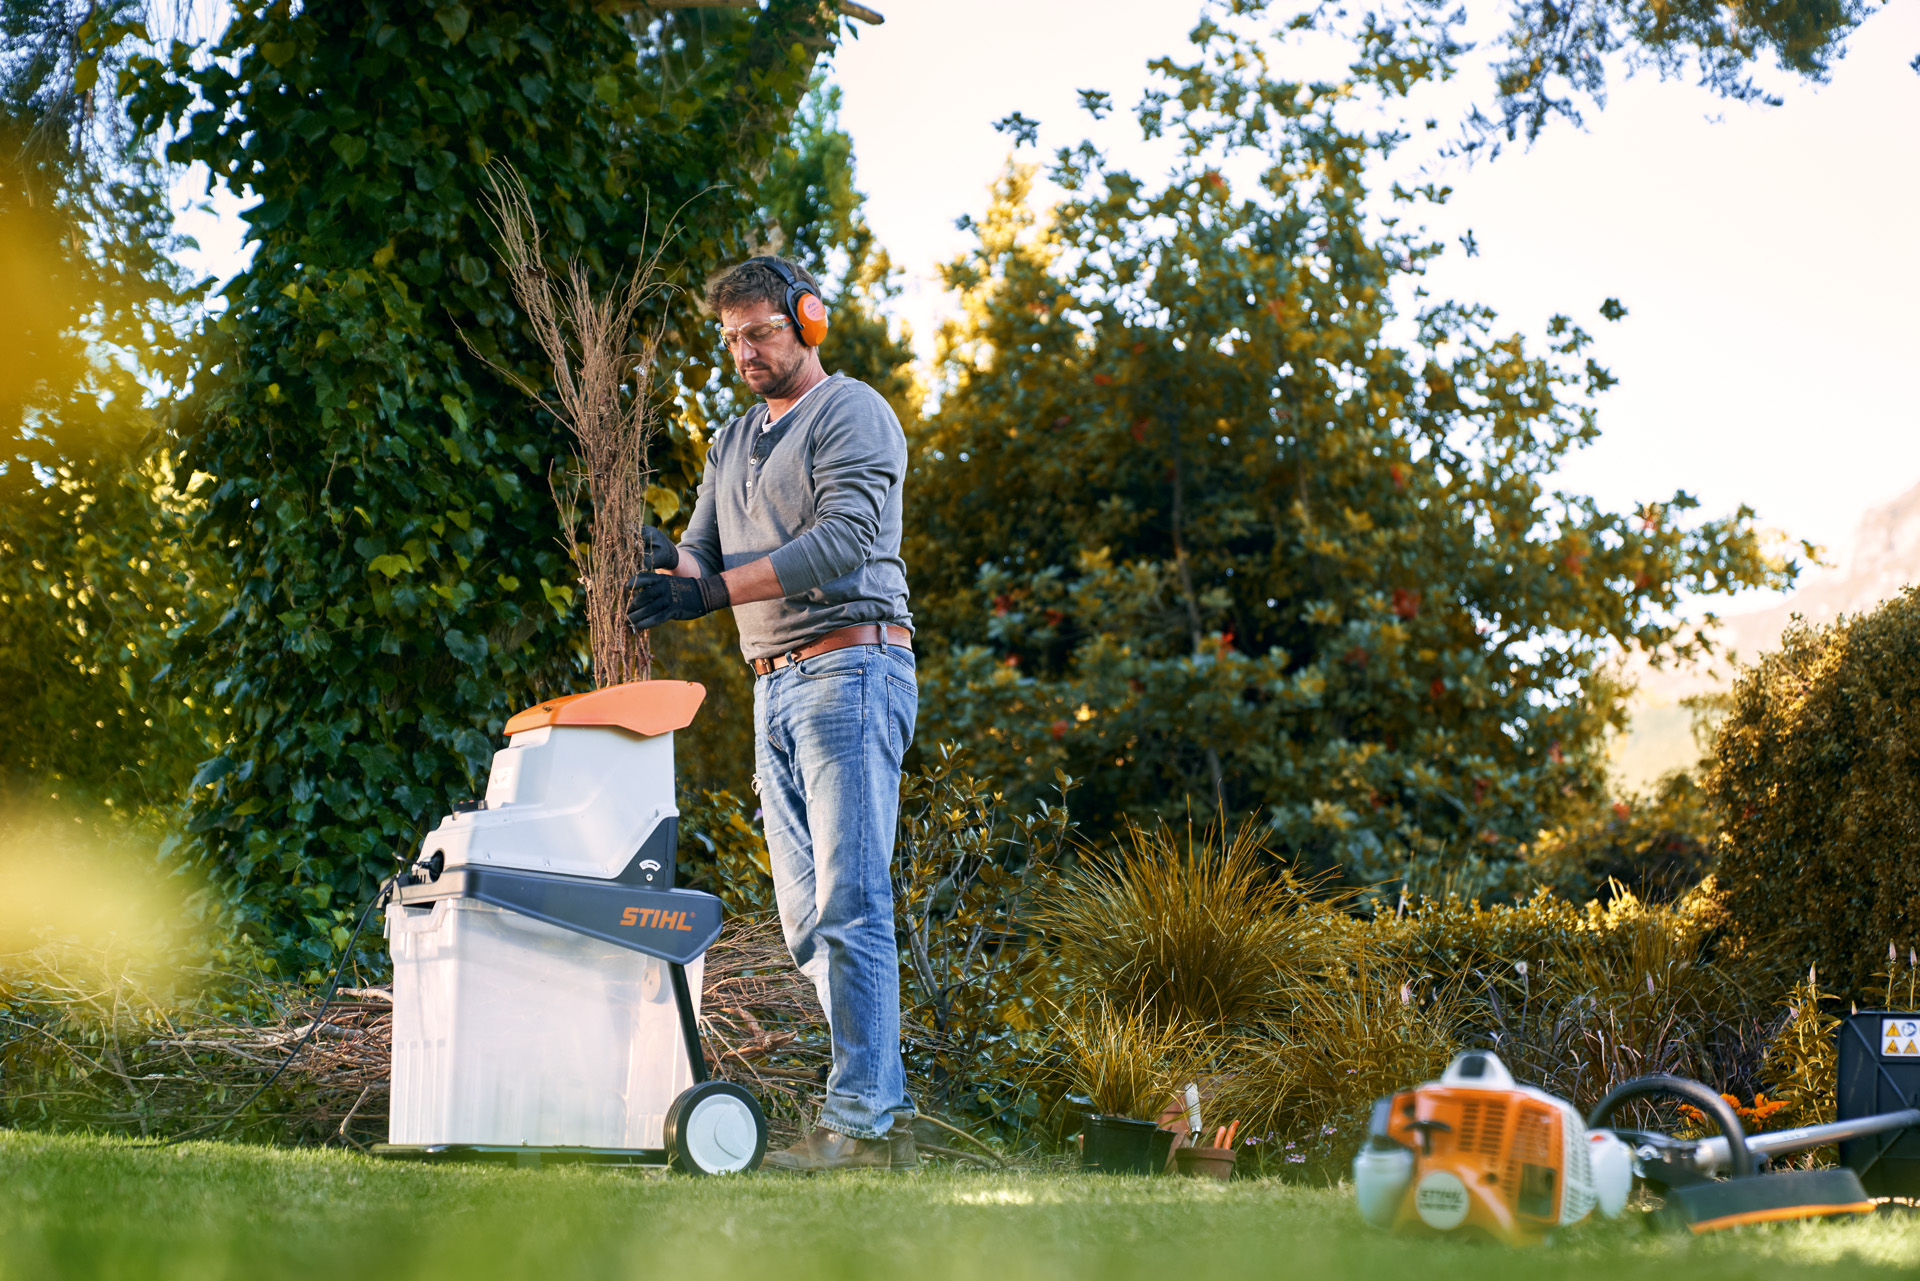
754, 642, 917, 1140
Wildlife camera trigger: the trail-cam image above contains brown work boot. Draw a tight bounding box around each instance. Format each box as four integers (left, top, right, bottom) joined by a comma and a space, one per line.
890, 1118, 919, 1171
762, 1126, 895, 1173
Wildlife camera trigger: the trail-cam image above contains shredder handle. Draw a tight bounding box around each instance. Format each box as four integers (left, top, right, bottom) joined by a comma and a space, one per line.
669, 962, 708, 1085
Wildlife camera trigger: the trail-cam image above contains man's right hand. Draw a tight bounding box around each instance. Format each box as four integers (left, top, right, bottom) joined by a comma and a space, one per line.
639, 525, 680, 573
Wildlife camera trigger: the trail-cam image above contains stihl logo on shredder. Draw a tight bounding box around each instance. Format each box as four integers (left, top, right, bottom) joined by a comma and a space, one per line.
619, 906, 696, 932
1884, 1018, 1920, 1057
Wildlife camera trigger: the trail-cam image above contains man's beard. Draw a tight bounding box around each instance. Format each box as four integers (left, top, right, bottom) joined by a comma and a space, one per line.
743, 349, 812, 400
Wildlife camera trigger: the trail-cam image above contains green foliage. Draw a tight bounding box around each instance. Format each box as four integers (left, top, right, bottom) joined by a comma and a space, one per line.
119, 0, 840, 964
1382, 883, 1785, 1113
1708, 588, 1920, 1001
892, 746, 1072, 1126
1469, 0, 1871, 149
908, 9, 1798, 888
650, 611, 758, 800
676, 786, 775, 916
1763, 968, 1839, 1132
1524, 770, 1717, 904
1050, 995, 1196, 1121
0, 1, 222, 816
1218, 950, 1463, 1178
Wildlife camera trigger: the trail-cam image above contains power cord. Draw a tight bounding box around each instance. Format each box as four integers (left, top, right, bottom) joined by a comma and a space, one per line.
155, 867, 403, 1148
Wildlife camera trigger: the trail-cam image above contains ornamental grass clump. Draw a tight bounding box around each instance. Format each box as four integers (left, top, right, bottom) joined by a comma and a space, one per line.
1040, 819, 1350, 1029
1211, 949, 1464, 1178
1051, 995, 1200, 1121
475, 165, 669, 688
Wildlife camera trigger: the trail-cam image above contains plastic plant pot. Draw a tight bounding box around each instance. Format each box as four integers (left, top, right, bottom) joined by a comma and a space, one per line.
1081, 1114, 1160, 1175
1149, 1126, 1175, 1174
1173, 1145, 1237, 1180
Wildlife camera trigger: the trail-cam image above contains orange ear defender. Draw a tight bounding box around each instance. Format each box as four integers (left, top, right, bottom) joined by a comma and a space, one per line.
749, 255, 829, 347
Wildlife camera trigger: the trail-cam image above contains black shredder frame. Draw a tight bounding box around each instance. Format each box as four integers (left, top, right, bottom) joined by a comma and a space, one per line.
1837, 1012, 1920, 1195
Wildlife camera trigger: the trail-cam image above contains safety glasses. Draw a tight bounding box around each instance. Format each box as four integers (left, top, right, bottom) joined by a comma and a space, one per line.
719, 316, 792, 350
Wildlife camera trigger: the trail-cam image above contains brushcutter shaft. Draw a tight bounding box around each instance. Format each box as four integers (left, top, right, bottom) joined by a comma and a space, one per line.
1693, 1108, 1920, 1174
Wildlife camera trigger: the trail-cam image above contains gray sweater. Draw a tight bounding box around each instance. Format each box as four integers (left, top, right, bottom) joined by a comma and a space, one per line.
677, 374, 914, 661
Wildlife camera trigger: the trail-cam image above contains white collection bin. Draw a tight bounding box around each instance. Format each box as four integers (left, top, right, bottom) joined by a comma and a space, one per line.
386, 896, 703, 1149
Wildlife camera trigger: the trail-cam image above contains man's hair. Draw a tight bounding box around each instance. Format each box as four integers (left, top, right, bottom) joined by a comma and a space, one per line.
704, 256, 819, 317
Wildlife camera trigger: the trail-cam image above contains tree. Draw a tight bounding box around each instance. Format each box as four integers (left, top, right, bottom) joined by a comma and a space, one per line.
0, 0, 220, 816
906, 6, 1800, 890
1709, 590, 1920, 1001
122, 0, 845, 965
1474, 0, 1875, 150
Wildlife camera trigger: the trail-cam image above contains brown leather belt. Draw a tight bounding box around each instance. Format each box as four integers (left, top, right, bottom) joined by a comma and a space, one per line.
749, 623, 913, 676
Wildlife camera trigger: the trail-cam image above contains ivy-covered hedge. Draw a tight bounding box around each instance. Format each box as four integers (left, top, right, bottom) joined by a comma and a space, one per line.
122, 0, 836, 969
1709, 587, 1920, 1000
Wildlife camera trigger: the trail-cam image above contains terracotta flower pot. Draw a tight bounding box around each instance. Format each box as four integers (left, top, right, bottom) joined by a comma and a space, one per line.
1173, 1144, 1237, 1180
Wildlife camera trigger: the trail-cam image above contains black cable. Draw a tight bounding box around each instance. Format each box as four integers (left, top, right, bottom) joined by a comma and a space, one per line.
154, 869, 401, 1148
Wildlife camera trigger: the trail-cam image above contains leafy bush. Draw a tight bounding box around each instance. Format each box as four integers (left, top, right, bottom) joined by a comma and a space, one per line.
892, 747, 1071, 1129
907, 10, 1798, 880
1380, 883, 1785, 1116
1709, 589, 1920, 1000
1526, 770, 1717, 904
676, 788, 775, 916
1762, 968, 1839, 1135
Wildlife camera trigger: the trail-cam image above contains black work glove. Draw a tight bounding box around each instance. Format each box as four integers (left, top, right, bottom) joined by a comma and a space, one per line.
638, 525, 680, 573
625, 571, 729, 632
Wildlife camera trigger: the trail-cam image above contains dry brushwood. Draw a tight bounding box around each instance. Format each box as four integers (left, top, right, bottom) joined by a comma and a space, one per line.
472, 163, 671, 688
0, 942, 395, 1148
696, 914, 829, 1144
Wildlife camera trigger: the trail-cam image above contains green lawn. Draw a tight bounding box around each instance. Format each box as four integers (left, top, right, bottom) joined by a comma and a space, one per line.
4, 1131, 1920, 1281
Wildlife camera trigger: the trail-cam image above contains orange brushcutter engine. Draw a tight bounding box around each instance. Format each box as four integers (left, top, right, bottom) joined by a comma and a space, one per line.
1353, 1051, 1632, 1246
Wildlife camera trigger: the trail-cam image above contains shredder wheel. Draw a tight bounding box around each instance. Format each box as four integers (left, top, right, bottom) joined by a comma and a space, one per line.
664, 1081, 768, 1175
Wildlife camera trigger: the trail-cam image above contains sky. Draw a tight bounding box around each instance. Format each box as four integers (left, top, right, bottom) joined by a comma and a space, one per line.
824, 0, 1920, 602
175, 0, 1920, 607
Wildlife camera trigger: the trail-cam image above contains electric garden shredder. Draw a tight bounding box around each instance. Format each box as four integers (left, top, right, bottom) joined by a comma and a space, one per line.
373, 680, 769, 1175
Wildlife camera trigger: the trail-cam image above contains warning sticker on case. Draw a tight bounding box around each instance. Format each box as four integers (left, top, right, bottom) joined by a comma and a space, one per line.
1882, 1018, 1920, 1057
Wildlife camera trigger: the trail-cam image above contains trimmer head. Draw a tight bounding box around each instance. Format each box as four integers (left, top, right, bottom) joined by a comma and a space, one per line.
1654, 1168, 1874, 1234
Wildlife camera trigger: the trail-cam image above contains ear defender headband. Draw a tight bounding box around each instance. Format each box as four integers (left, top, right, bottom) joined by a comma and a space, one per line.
749, 255, 829, 348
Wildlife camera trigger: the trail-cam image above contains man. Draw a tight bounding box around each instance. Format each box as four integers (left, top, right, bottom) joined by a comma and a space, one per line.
626, 256, 919, 1172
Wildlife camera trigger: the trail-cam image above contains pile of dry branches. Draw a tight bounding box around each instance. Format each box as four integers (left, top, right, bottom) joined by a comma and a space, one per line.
698, 914, 828, 1146
0, 941, 393, 1147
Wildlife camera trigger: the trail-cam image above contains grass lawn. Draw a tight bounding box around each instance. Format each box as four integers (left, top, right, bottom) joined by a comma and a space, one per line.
4, 1131, 1920, 1281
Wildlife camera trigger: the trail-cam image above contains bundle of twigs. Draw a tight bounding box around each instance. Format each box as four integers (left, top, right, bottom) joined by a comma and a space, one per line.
698, 913, 829, 1145
474, 164, 669, 688
139, 991, 396, 1148
0, 942, 394, 1147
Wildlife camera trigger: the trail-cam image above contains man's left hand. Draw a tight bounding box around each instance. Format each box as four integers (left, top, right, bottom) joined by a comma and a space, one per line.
626, 572, 730, 631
